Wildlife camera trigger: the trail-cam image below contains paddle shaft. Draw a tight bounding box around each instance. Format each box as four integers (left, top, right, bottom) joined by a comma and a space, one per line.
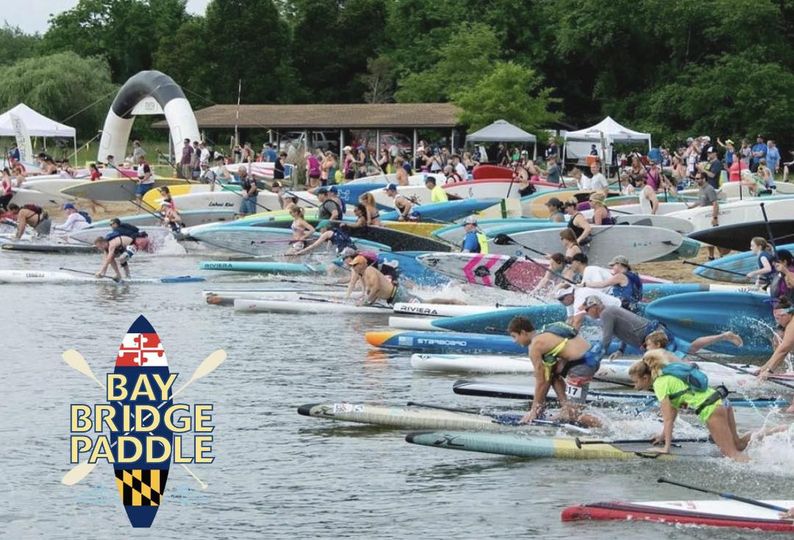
575, 437, 705, 448
406, 401, 583, 430
760, 202, 778, 255
657, 478, 789, 512
681, 259, 749, 278
495, 234, 578, 285
728, 363, 794, 391
59, 267, 118, 281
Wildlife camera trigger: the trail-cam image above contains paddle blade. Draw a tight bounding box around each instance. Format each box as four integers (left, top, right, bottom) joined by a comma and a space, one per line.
174, 349, 226, 396
62, 349, 105, 389
493, 233, 513, 246
62, 461, 97, 486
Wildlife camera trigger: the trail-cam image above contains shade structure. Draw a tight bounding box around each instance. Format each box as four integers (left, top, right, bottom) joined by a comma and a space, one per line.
0, 103, 76, 138
466, 119, 537, 143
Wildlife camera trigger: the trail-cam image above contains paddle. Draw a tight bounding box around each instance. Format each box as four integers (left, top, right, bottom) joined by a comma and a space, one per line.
59, 267, 120, 282
760, 202, 778, 256
61, 349, 226, 486
574, 436, 707, 449
657, 478, 790, 513
406, 401, 591, 433
727, 363, 794, 392
681, 259, 750, 278
492, 233, 578, 286
298, 295, 388, 308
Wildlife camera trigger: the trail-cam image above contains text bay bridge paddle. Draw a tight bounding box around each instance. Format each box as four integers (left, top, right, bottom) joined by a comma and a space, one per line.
492, 233, 578, 286
405, 401, 591, 433
60, 348, 225, 487
658, 478, 791, 514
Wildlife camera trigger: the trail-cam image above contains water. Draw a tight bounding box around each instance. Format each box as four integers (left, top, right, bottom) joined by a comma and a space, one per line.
1, 250, 792, 539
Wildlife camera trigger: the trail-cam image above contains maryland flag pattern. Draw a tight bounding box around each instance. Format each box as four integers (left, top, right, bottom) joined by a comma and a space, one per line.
115, 469, 169, 507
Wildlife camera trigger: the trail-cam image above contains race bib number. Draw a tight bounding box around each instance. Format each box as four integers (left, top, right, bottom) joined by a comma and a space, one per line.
565, 385, 583, 400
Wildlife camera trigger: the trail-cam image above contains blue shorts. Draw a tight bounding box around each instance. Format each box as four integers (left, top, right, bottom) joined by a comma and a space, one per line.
239, 196, 258, 215
136, 182, 155, 196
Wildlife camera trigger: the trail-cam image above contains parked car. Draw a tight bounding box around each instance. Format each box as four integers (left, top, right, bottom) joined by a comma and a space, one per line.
279, 131, 339, 154
350, 130, 413, 157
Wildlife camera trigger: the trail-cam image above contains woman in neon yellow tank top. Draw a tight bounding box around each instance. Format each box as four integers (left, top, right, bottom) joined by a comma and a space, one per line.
628, 350, 751, 462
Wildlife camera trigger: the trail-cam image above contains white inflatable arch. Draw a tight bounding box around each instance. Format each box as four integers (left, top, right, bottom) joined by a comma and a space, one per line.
97, 70, 200, 163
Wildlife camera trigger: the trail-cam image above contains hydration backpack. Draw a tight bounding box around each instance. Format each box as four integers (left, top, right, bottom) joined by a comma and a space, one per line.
661, 362, 709, 397
78, 210, 92, 224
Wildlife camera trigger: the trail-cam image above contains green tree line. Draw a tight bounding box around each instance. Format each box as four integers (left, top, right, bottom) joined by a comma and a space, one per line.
2, 0, 794, 149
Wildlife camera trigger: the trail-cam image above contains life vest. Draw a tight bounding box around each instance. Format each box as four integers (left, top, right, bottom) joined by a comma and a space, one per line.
612, 271, 643, 311
539, 322, 578, 377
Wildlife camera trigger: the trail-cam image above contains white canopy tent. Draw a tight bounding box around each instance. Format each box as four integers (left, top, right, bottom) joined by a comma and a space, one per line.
0, 103, 77, 157
564, 116, 651, 166
466, 119, 537, 159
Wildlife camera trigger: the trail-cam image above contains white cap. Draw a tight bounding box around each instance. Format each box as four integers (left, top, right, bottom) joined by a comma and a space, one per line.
463, 215, 478, 225
555, 286, 575, 300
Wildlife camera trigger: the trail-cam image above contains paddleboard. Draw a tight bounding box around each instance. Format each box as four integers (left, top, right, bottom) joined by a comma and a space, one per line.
365, 330, 527, 355
644, 292, 775, 356
234, 298, 390, 314
410, 353, 533, 373
442, 179, 527, 200
198, 261, 326, 274
141, 182, 240, 207
374, 251, 449, 286
9, 187, 64, 207
60, 178, 189, 201
380, 198, 501, 223
405, 431, 719, 460
472, 165, 513, 179
392, 303, 519, 318
0, 271, 204, 284
417, 253, 548, 292
297, 402, 566, 432
339, 224, 452, 252
451, 379, 788, 408
204, 290, 346, 306
190, 226, 390, 256
561, 500, 794, 532
89, 209, 238, 228
111, 315, 172, 527
1, 241, 97, 254
382, 221, 445, 238
693, 242, 794, 283
68, 227, 174, 248
668, 198, 794, 232
689, 220, 794, 251
489, 225, 683, 266
17, 177, 84, 199
431, 305, 567, 334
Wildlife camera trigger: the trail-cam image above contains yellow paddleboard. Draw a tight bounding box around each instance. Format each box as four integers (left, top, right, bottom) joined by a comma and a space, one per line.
383, 222, 445, 238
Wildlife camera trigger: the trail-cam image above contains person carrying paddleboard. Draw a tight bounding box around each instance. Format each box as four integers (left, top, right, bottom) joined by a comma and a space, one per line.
383, 183, 413, 221
579, 255, 643, 313
158, 186, 182, 233
628, 349, 751, 461
134, 155, 156, 202
562, 200, 591, 247
52, 203, 91, 235
425, 176, 448, 203
293, 220, 355, 256
507, 316, 602, 427
581, 296, 742, 358
460, 216, 488, 254
746, 237, 774, 287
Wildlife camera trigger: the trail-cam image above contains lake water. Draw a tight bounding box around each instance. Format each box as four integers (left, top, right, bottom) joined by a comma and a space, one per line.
1, 249, 792, 539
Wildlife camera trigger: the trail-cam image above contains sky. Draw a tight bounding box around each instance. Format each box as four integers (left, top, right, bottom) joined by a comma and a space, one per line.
2, 0, 211, 34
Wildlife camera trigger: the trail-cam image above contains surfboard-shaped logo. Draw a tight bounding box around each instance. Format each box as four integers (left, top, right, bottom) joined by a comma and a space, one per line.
111, 315, 173, 528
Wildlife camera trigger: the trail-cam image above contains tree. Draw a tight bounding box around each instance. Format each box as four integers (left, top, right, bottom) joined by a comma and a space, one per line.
0, 52, 117, 137
42, 0, 188, 83
395, 22, 501, 102
202, 0, 299, 104
453, 62, 560, 134
288, 0, 388, 103
0, 23, 42, 66
628, 51, 794, 145
360, 56, 396, 103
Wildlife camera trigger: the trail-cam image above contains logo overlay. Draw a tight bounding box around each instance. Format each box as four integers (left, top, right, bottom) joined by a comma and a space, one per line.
64, 315, 225, 528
